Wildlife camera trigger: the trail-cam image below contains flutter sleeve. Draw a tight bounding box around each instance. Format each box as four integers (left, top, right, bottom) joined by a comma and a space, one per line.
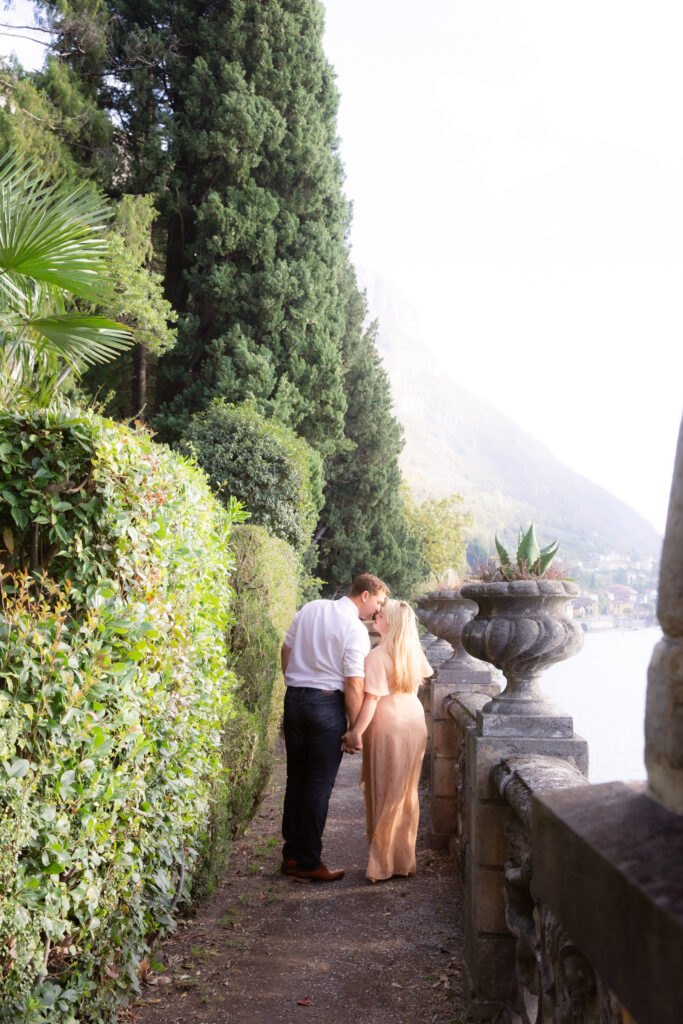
420, 652, 434, 680
363, 648, 390, 697
414, 651, 433, 691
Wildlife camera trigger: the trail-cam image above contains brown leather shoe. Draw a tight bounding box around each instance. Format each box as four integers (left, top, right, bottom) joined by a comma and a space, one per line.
290, 863, 345, 882
281, 858, 298, 875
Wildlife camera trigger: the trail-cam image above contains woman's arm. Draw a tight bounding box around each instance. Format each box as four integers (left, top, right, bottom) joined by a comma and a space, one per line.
342, 692, 379, 753
344, 674, 365, 728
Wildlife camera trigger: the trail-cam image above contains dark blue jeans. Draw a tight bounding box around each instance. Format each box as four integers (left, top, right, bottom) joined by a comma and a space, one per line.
282, 687, 346, 870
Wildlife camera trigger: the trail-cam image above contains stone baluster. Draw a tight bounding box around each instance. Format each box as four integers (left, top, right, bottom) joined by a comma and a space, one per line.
646, 414, 683, 813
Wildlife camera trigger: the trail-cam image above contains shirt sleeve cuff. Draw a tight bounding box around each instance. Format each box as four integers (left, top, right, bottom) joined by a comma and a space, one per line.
342, 652, 366, 677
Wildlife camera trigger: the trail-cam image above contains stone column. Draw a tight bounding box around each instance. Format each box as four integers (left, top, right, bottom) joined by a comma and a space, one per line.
646, 413, 683, 813
416, 590, 499, 847
430, 661, 499, 849
419, 631, 455, 773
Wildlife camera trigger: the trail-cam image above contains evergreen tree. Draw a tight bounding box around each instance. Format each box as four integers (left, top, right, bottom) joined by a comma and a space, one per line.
0, 67, 82, 185
180, 400, 323, 553
317, 272, 427, 596
0, 67, 176, 416
80, 195, 177, 419
153, 0, 350, 451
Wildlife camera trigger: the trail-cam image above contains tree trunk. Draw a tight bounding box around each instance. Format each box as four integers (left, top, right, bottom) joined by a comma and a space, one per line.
132, 342, 148, 420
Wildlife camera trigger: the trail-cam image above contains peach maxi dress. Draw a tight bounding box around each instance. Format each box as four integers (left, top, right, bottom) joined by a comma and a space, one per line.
361, 644, 433, 882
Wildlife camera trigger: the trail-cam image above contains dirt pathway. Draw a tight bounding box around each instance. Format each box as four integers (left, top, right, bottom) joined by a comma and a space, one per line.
127, 746, 469, 1024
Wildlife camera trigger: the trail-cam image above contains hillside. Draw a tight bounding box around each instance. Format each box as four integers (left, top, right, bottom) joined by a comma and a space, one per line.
363, 277, 662, 565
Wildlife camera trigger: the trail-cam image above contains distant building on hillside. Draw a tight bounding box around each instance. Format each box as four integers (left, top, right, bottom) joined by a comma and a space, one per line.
601, 583, 638, 615
598, 551, 629, 570
572, 594, 600, 618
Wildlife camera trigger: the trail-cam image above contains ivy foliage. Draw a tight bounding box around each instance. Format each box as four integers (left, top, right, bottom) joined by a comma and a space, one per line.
179, 400, 323, 554
0, 408, 251, 1023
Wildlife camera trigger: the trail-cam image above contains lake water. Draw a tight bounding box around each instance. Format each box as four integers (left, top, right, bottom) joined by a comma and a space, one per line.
540, 627, 661, 784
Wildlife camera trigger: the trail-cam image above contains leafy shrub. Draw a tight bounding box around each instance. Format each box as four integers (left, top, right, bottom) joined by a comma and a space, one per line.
179, 400, 324, 553
402, 489, 473, 585
0, 407, 248, 1023
228, 525, 296, 756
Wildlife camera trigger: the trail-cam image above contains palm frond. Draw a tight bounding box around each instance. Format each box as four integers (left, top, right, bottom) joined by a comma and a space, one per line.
0, 151, 114, 305
27, 314, 133, 368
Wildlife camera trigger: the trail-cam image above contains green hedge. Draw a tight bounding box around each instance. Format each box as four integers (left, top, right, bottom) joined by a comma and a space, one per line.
0, 408, 251, 1023
194, 524, 297, 898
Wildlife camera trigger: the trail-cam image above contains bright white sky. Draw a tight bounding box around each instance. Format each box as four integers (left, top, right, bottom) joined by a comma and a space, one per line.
321, 0, 683, 536
3, 1, 681, 533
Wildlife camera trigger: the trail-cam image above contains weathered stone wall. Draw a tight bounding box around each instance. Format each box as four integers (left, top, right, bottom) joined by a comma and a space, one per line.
533, 781, 683, 1024
495, 757, 624, 1024
440, 652, 683, 1024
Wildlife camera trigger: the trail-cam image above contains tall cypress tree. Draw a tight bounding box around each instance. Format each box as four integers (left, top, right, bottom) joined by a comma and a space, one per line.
317, 267, 428, 595
153, 0, 349, 452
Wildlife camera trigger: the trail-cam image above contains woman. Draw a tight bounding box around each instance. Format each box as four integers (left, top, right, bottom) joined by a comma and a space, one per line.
342, 599, 433, 883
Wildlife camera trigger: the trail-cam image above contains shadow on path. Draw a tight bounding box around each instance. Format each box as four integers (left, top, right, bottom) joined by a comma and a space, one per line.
128, 746, 469, 1024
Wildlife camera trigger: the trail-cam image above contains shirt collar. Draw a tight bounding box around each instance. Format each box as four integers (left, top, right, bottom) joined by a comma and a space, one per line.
339, 595, 360, 617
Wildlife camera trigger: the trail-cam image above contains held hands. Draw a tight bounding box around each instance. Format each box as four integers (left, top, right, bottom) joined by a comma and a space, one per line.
341, 729, 362, 755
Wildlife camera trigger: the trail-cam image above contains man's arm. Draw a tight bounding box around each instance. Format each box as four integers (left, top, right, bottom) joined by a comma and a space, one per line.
280, 642, 291, 676
342, 692, 379, 753
344, 675, 364, 729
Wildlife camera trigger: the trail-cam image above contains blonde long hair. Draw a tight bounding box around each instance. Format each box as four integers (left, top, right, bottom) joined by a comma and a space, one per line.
383, 599, 426, 693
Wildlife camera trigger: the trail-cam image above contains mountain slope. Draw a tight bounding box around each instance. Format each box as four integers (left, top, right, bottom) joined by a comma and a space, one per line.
364, 278, 662, 563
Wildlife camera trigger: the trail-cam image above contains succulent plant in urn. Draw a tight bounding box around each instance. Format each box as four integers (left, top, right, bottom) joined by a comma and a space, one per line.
461, 525, 583, 717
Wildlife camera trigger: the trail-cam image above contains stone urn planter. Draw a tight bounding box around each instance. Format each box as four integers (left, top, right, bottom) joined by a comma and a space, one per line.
415, 589, 481, 672
460, 579, 583, 717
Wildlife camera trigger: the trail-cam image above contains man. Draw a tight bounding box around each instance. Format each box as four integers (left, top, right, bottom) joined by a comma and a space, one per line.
280, 573, 388, 881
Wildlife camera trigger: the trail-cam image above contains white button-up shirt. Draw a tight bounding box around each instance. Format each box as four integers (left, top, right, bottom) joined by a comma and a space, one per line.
283, 596, 370, 691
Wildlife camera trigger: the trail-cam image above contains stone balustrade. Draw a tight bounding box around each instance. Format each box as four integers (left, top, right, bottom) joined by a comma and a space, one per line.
421, 416, 683, 1023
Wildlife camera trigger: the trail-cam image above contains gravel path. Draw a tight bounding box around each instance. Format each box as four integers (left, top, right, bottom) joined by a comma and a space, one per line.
128, 745, 469, 1024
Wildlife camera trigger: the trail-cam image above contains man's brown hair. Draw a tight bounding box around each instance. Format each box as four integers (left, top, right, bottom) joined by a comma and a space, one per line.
348, 573, 390, 598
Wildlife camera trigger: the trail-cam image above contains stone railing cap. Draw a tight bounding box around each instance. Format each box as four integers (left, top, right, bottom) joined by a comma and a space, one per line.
493, 754, 589, 827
